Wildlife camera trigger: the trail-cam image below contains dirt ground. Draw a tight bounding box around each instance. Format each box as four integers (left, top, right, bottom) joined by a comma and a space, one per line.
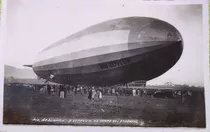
3, 84, 206, 127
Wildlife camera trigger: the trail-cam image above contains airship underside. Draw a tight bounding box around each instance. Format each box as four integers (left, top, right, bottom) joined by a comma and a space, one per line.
32, 17, 183, 86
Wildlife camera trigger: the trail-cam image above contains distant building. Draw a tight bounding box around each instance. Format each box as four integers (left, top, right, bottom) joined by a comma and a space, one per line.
114, 80, 146, 88
165, 82, 175, 86
132, 80, 147, 87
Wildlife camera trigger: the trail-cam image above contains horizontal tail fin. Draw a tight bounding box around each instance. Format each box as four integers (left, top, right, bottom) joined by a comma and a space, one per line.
23, 65, 32, 68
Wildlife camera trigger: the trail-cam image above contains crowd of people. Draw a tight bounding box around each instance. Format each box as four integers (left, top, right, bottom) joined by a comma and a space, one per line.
38, 84, 104, 100
4, 83, 202, 104
36, 84, 197, 103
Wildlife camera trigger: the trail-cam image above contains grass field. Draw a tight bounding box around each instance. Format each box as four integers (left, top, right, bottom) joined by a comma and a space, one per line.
3, 84, 206, 127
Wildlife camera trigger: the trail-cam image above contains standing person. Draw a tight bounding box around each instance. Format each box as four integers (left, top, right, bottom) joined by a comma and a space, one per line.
112, 88, 115, 96
67, 85, 71, 94
119, 89, 122, 96
98, 90, 103, 101
84, 87, 87, 94
132, 89, 136, 96
102, 88, 106, 95
181, 90, 187, 103
80, 86, 83, 96
59, 85, 65, 98
143, 89, 147, 97
88, 88, 92, 100
108, 89, 111, 96
74, 86, 77, 95
125, 89, 129, 96
64, 85, 67, 98
56, 85, 59, 94
123, 89, 125, 96
47, 85, 51, 95
137, 89, 140, 96
58, 85, 61, 97
92, 87, 96, 101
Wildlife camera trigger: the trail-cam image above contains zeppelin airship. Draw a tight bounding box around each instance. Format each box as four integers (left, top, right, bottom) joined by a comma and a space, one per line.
28, 17, 183, 86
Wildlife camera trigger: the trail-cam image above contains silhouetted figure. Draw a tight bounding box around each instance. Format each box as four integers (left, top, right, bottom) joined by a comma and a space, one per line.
74, 87, 78, 95
63, 85, 68, 98
59, 85, 65, 98
84, 88, 87, 94
88, 89, 92, 100
47, 85, 51, 95
67, 85, 71, 93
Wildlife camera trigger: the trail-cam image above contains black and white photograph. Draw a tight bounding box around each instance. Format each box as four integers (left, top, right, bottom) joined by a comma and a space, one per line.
3, 0, 207, 128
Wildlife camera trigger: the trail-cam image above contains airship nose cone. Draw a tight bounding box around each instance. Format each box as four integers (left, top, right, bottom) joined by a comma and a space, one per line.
126, 17, 183, 63
128, 17, 183, 49
124, 17, 183, 81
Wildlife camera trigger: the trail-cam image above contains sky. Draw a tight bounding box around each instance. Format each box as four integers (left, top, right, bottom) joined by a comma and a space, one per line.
5, 0, 204, 86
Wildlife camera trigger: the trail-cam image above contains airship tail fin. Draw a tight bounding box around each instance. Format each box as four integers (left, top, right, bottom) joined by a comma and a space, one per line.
23, 65, 32, 68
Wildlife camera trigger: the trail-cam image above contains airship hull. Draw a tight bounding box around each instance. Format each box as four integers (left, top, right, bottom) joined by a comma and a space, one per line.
32, 17, 183, 86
